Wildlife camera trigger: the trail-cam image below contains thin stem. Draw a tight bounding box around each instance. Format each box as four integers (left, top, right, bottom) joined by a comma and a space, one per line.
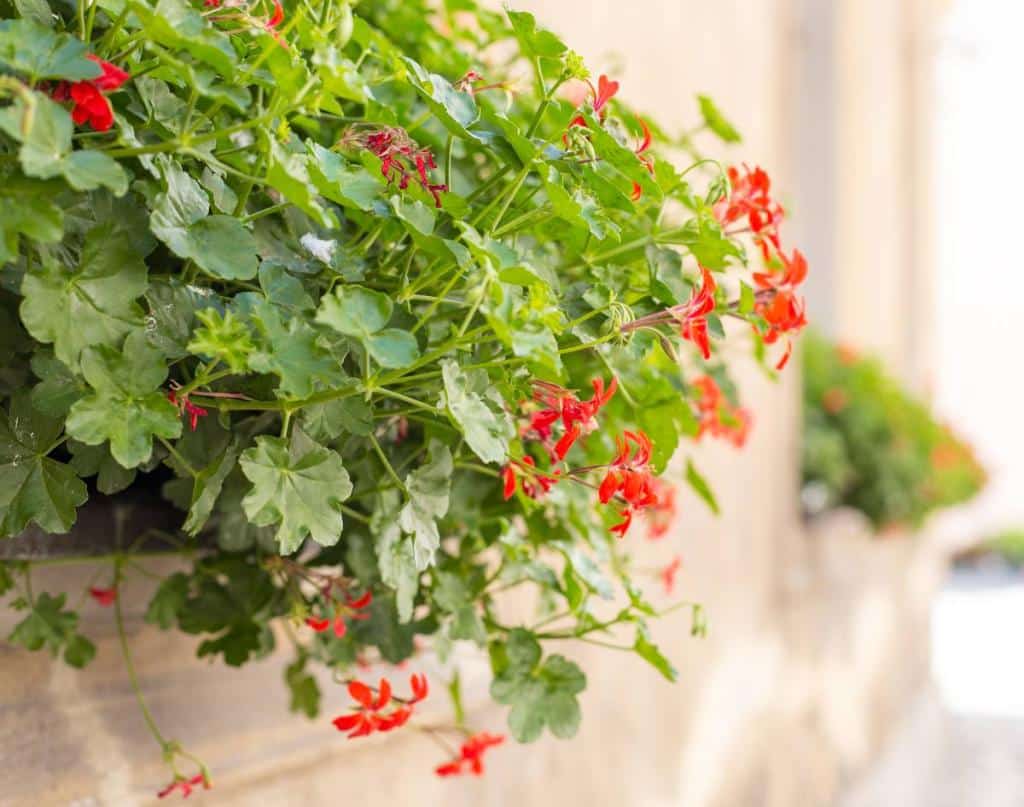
368, 432, 408, 495
113, 560, 170, 750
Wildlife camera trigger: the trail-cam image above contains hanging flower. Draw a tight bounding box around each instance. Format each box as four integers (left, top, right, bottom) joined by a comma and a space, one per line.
167, 389, 209, 432
631, 118, 655, 201
332, 674, 428, 739
435, 732, 506, 777
714, 163, 785, 261
599, 430, 658, 537
306, 590, 372, 638
157, 773, 210, 799
501, 457, 560, 500
692, 375, 752, 448
659, 555, 682, 594
674, 267, 717, 360
49, 55, 129, 132
264, 0, 288, 48
644, 477, 677, 540
88, 585, 117, 607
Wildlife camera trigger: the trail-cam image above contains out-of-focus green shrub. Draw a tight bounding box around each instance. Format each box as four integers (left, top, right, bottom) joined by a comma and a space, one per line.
801, 331, 986, 529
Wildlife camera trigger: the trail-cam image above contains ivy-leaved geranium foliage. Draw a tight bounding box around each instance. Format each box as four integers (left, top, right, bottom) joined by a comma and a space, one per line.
0, 0, 807, 791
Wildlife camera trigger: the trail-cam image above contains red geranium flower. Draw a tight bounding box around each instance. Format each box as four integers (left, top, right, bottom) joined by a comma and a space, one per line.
306, 590, 372, 638
644, 477, 676, 540
435, 732, 506, 777
756, 290, 807, 370
631, 118, 655, 201
50, 55, 129, 133
167, 389, 209, 432
659, 555, 682, 594
598, 430, 658, 537
157, 773, 210, 799
88, 585, 117, 607
590, 74, 619, 117
691, 375, 752, 448
674, 267, 717, 360
343, 126, 448, 207
501, 457, 559, 501
714, 163, 785, 261
332, 674, 428, 739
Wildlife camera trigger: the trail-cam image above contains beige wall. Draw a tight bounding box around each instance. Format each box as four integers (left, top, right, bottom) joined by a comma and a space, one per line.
0, 2, 948, 806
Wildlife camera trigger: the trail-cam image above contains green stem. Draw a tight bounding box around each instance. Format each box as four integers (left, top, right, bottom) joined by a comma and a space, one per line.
367, 432, 408, 495
113, 560, 171, 750
158, 437, 198, 478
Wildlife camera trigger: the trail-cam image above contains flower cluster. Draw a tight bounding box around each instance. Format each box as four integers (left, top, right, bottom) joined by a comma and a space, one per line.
341, 126, 448, 207
598, 431, 658, 536
157, 773, 210, 800
435, 732, 506, 777
692, 375, 752, 448
49, 55, 128, 132
167, 388, 209, 433
332, 674, 429, 739
305, 590, 372, 639
715, 164, 808, 369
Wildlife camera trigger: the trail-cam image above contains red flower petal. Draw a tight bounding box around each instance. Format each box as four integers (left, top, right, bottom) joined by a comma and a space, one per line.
305, 616, 330, 632
348, 680, 374, 708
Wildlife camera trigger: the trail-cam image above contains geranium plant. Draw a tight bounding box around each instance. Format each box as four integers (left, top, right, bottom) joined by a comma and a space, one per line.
0, 0, 807, 794
802, 331, 984, 529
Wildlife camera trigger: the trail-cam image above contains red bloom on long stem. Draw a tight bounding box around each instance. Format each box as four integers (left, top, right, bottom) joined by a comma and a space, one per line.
88, 585, 117, 607
435, 732, 506, 777
332, 674, 428, 739
501, 456, 559, 501
157, 773, 210, 799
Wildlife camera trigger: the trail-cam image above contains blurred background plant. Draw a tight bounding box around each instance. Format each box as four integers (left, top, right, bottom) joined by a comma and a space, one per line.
801, 330, 986, 530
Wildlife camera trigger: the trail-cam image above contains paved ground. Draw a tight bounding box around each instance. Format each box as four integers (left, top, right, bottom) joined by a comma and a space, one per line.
840, 565, 1024, 807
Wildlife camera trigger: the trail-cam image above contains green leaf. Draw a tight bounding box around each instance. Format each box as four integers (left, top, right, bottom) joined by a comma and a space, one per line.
307, 143, 381, 211
0, 178, 64, 266
507, 10, 567, 59
399, 439, 452, 569
267, 140, 337, 229
19, 224, 146, 370
0, 20, 102, 82
685, 457, 720, 515
316, 284, 392, 336
634, 626, 678, 682
145, 280, 217, 360
247, 301, 345, 397
65, 331, 181, 468
0, 94, 71, 179
315, 284, 420, 369
438, 359, 513, 465
300, 394, 371, 441
663, 214, 743, 271
30, 351, 85, 418
8, 591, 93, 667
0, 392, 87, 537
67, 440, 136, 494
697, 94, 742, 143
401, 57, 480, 139
150, 163, 258, 280
61, 151, 129, 195
182, 446, 239, 535
0, 96, 127, 193
144, 572, 190, 629
491, 648, 586, 743
130, 0, 237, 78
285, 656, 321, 719
646, 244, 689, 306
239, 427, 353, 554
